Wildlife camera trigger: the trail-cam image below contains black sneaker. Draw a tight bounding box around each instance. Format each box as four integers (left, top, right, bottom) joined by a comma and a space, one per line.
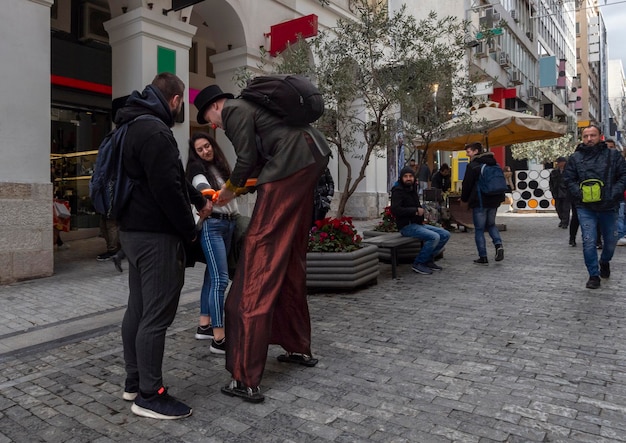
586, 276, 601, 289
600, 261, 610, 279
495, 245, 504, 262
569, 239, 576, 247
195, 325, 214, 340
210, 337, 226, 355
96, 251, 116, 261
221, 380, 264, 403
131, 387, 192, 419
596, 242, 603, 250
473, 257, 489, 265
425, 261, 443, 271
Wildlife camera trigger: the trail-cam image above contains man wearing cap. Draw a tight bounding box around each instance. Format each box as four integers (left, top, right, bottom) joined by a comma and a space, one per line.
391, 166, 450, 275
563, 124, 626, 289
194, 84, 331, 403
549, 156, 570, 229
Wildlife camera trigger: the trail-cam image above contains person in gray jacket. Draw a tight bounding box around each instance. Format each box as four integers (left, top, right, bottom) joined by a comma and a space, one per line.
195, 85, 331, 403
563, 124, 626, 289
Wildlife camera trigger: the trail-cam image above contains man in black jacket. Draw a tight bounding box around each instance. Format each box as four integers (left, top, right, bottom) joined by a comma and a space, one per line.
431, 163, 451, 192
563, 124, 626, 289
117, 73, 211, 419
391, 166, 450, 275
461, 142, 505, 265
549, 156, 570, 229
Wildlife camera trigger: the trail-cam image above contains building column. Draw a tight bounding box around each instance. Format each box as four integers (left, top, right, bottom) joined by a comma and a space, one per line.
0, 0, 55, 284
104, 6, 196, 159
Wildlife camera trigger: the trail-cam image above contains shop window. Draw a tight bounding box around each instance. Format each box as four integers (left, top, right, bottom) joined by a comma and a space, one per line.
51, 108, 109, 229
80, 3, 110, 44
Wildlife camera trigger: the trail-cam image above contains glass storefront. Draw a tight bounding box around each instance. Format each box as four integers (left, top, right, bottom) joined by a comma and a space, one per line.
51, 107, 110, 229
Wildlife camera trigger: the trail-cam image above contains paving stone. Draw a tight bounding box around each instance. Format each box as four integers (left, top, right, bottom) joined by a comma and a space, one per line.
2, 215, 626, 441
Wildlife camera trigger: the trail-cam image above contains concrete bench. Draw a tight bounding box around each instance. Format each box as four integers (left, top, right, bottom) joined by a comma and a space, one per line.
361, 233, 421, 279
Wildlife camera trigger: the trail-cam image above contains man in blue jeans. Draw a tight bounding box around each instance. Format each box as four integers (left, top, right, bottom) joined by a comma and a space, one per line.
461, 142, 505, 265
391, 166, 450, 275
563, 126, 626, 289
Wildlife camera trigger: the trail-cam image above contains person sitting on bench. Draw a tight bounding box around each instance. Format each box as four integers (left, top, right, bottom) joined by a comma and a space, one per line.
391, 166, 450, 275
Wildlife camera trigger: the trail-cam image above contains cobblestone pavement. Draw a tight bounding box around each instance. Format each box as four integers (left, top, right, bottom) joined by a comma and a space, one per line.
2, 214, 626, 442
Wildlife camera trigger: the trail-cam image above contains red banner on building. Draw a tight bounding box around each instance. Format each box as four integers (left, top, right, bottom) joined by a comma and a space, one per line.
269, 14, 318, 56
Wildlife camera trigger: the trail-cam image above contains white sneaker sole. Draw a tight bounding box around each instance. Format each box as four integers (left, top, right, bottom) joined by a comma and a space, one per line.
130, 403, 192, 420
123, 391, 137, 401
195, 333, 214, 340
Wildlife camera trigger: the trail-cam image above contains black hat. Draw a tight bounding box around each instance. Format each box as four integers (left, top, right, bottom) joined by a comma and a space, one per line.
194, 85, 234, 124
399, 166, 415, 178
556, 156, 567, 163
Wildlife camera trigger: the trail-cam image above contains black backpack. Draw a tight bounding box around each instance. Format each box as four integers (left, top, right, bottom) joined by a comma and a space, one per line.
89, 115, 160, 219
240, 74, 324, 126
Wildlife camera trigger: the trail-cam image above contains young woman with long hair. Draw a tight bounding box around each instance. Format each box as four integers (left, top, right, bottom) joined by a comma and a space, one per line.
186, 132, 238, 354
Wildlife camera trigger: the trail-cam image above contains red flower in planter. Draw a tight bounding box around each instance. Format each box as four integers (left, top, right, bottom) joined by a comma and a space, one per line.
308, 216, 362, 252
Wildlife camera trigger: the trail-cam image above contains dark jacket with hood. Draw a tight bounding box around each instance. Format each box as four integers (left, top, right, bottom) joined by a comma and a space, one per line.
461, 151, 505, 208
390, 166, 424, 230
116, 84, 205, 244
563, 141, 626, 211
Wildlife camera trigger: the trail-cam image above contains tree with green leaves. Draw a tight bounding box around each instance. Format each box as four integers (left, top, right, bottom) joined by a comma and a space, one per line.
243, 0, 473, 217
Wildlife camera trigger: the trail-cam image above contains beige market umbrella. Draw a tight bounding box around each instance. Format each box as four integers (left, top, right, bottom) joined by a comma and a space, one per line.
415, 102, 568, 150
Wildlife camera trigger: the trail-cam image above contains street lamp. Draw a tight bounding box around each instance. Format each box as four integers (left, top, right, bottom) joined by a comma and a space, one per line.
432, 83, 439, 116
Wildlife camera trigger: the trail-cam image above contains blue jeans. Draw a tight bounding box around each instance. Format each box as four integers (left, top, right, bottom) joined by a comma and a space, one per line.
618, 201, 625, 238
400, 223, 450, 265
200, 217, 236, 328
472, 207, 502, 258
577, 207, 618, 277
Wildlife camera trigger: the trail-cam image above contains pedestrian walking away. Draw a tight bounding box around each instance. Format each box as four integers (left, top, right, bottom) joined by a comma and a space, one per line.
549, 156, 571, 229
116, 73, 212, 419
391, 166, 450, 275
195, 83, 331, 403
563, 125, 626, 289
461, 142, 506, 265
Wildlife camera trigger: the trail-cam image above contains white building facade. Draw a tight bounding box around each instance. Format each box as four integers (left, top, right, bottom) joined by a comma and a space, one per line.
1, 0, 395, 283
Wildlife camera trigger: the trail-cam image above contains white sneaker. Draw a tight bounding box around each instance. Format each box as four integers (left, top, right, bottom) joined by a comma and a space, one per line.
617, 237, 626, 246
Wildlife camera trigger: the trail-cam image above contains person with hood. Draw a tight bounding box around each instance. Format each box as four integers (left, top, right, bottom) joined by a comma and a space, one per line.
563, 124, 626, 289
390, 166, 450, 275
117, 73, 212, 419
194, 84, 331, 404
549, 156, 570, 229
461, 142, 505, 265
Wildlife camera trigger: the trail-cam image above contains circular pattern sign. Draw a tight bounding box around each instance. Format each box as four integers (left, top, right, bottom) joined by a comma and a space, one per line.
514, 169, 555, 211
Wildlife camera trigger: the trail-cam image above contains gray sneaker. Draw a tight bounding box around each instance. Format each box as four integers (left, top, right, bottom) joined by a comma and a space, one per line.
411, 263, 433, 275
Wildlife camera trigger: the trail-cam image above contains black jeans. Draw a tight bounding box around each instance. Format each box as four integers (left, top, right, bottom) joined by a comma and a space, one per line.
554, 197, 571, 226
120, 231, 186, 394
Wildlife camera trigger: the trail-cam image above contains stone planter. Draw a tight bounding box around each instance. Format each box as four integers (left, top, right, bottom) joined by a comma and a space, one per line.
306, 244, 379, 289
362, 230, 421, 263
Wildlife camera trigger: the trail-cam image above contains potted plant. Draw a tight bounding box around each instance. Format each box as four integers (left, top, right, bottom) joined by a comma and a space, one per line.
372, 206, 398, 232
306, 217, 379, 289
